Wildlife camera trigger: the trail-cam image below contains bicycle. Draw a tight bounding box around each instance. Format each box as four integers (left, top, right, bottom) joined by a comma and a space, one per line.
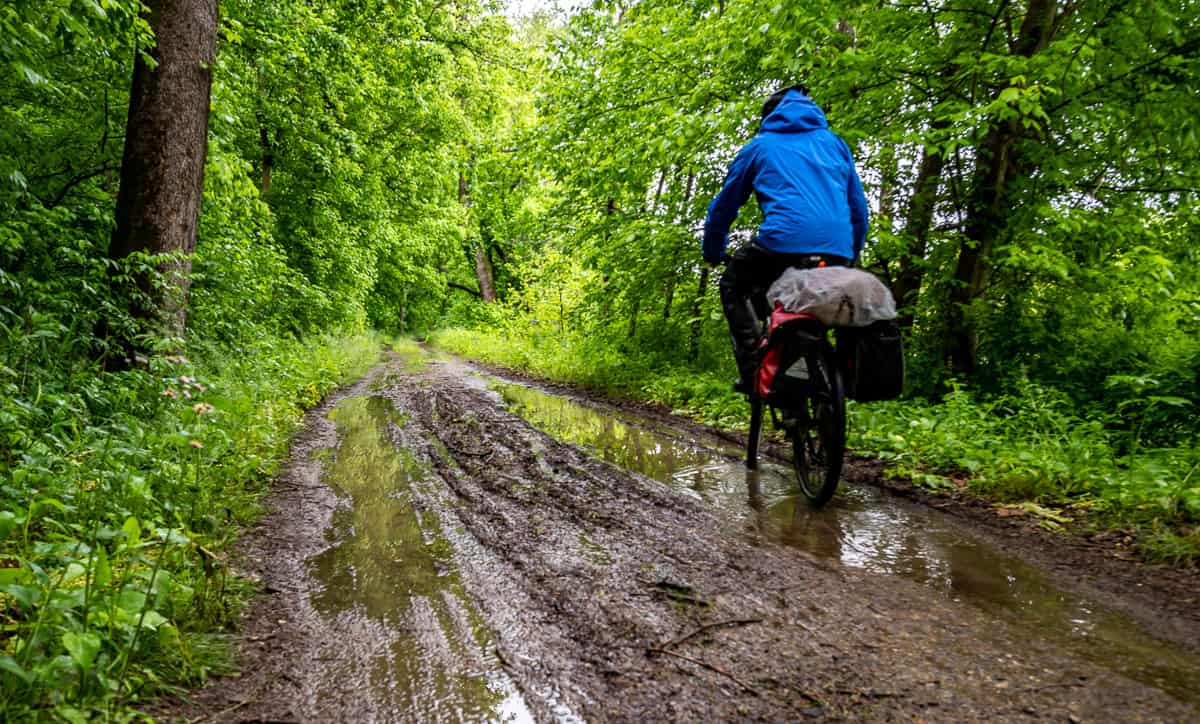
743, 305, 846, 508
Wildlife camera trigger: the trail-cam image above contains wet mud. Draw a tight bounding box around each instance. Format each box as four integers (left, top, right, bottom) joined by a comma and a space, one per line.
491, 379, 1200, 706
173, 351, 1200, 722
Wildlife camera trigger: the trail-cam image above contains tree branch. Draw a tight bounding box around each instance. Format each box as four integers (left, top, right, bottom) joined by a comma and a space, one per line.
446, 281, 482, 298
1047, 37, 1200, 115
40, 165, 115, 209
1095, 184, 1199, 195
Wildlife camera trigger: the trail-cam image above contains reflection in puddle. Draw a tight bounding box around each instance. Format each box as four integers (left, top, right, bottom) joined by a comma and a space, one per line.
313, 395, 533, 722
494, 382, 745, 497
493, 379, 1200, 706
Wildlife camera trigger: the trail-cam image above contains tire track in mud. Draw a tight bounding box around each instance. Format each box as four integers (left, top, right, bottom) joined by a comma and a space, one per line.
384, 356, 1195, 721
171, 355, 1197, 722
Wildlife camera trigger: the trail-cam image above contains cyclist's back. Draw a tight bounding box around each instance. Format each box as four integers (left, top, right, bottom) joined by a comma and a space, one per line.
702, 85, 870, 389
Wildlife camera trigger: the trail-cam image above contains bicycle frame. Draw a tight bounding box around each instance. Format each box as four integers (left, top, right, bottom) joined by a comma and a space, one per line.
744, 316, 846, 507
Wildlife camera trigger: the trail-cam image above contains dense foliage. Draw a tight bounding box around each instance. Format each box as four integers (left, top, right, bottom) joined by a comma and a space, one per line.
434, 0, 1199, 561
0, 0, 531, 716
2, 0, 1198, 717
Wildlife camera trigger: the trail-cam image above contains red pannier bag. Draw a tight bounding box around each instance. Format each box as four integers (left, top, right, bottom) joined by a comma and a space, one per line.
756, 305, 824, 403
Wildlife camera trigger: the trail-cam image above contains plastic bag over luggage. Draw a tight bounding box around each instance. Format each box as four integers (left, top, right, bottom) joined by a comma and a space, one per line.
766, 267, 897, 327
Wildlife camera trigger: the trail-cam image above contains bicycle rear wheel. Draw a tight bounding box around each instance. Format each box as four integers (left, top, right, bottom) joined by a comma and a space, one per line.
792, 350, 845, 507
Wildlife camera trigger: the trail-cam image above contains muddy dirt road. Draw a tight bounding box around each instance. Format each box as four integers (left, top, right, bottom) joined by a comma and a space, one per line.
176, 348, 1200, 722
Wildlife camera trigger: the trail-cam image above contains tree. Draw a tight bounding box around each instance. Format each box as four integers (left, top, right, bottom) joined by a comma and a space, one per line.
108, 0, 219, 344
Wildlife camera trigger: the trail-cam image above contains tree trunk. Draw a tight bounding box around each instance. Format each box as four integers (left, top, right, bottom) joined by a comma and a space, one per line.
875, 143, 898, 228
672, 169, 700, 321
474, 243, 497, 302
893, 131, 947, 328
109, 0, 219, 342
458, 169, 496, 303
688, 266, 709, 362
398, 289, 408, 335
946, 0, 1057, 374
599, 197, 616, 318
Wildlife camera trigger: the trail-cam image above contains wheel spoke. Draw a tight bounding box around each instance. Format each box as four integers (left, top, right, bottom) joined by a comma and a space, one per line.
790, 348, 845, 508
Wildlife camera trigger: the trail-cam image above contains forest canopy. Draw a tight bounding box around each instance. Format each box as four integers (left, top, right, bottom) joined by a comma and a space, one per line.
0, 0, 1198, 715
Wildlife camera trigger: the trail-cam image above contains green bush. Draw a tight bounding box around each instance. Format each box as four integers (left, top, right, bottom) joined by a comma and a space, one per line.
0, 331, 380, 718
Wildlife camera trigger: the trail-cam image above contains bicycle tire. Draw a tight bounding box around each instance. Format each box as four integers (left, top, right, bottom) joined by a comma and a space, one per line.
746, 396, 764, 470
792, 348, 845, 507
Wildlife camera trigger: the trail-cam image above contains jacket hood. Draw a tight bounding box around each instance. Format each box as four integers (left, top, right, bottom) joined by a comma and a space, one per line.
760, 90, 828, 133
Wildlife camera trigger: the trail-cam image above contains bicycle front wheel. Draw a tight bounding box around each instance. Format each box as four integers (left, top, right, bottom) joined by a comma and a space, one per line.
792, 351, 845, 507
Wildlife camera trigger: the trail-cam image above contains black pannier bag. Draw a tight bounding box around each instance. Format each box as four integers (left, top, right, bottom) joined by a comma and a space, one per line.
837, 320, 904, 402
756, 309, 825, 403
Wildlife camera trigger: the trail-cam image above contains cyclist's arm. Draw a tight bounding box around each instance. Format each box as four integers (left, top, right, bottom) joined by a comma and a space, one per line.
703, 143, 757, 263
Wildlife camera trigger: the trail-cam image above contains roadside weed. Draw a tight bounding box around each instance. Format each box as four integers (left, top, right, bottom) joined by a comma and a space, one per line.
0, 333, 380, 718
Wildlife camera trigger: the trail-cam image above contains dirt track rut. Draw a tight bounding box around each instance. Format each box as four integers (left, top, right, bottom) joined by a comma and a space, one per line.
173, 351, 1199, 722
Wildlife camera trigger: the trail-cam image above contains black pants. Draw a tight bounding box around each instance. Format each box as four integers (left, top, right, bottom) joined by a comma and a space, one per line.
718, 245, 850, 380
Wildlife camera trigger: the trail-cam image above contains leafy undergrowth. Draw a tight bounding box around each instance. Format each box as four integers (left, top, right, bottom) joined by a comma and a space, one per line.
0, 332, 381, 721
850, 387, 1200, 565
431, 327, 1199, 567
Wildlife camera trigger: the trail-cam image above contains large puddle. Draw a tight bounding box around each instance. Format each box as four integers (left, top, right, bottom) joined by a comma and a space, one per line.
492, 379, 1200, 707
311, 395, 534, 722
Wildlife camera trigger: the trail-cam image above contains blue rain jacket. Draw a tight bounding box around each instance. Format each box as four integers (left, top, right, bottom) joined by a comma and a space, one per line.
703, 90, 869, 263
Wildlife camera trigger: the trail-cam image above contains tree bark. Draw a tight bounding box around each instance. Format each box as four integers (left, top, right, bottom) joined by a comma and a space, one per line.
109, 0, 219, 341
946, 0, 1057, 374
458, 169, 497, 303
687, 266, 709, 362
474, 243, 497, 302
599, 197, 616, 318
675, 169, 704, 360
398, 290, 407, 335
447, 281, 482, 298
653, 171, 674, 321
893, 128, 947, 328
875, 143, 898, 228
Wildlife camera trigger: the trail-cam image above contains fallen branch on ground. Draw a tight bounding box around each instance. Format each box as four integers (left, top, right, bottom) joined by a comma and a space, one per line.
646, 646, 760, 696
662, 617, 764, 649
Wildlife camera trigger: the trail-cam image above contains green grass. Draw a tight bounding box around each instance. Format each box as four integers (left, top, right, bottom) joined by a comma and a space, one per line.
0, 331, 382, 720
430, 326, 1200, 566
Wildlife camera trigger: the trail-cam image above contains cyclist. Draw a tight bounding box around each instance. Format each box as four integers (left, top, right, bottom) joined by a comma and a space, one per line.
702, 85, 869, 394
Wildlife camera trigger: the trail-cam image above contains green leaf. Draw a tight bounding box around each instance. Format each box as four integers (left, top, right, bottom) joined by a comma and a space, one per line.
122, 516, 141, 547
16, 63, 46, 86
61, 631, 102, 670
82, 0, 107, 18
0, 561, 29, 585
0, 655, 31, 683
117, 588, 147, 615
0, 584, 39, 609
62, 562, 87, 585
31, 497, 67, 518
93, 547, 112, 590
0, 511, 20, 542
54, 707, 90, 724
141, 610, 168, 630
